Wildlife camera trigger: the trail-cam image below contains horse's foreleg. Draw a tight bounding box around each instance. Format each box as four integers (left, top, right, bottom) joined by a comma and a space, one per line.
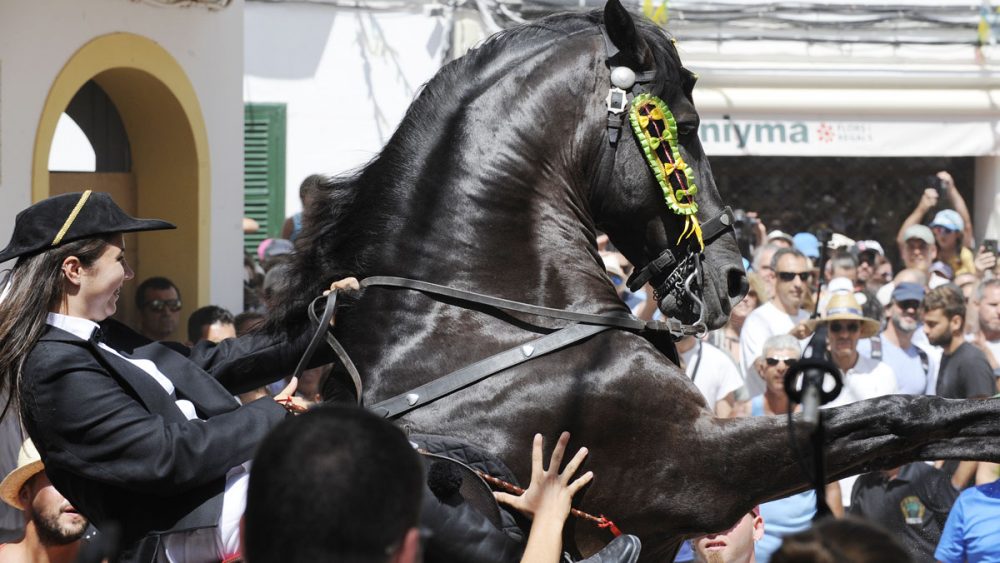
694, 395, 1000, 535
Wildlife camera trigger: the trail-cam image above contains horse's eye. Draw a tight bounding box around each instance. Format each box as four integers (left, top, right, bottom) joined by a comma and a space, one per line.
677, 120, 699, 138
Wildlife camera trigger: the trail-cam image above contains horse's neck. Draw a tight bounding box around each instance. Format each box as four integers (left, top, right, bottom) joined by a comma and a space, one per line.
360, 49, 619, 312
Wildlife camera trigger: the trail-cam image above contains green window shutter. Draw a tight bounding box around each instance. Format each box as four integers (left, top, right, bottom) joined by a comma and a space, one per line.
243, 103, 286, 255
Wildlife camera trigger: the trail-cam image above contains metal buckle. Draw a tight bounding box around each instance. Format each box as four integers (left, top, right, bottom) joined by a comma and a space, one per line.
606, 87, 628, 114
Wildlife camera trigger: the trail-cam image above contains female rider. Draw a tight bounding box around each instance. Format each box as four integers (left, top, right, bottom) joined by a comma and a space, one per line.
0, 191, 340, 562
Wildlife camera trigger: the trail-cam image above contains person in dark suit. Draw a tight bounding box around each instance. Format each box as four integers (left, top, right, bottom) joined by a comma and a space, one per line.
0, 191, 341, 562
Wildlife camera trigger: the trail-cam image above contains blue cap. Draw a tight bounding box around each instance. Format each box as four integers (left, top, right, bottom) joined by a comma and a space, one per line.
892, 282, 925, 303
930, 209, 964, 232
793, 232, 820, 259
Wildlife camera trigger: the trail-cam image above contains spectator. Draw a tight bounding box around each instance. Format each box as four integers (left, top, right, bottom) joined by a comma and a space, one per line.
676, 336, 746, 417
875, 268, 929, 310
740, 249, 813, 397
603, 253, 656, 321
771, 517, 912, 563
930, 211, 975, 277
898, 225, 937, 275
708, 272, 767, 366
971, 279, 1000, 377
935, 478, 1000, 563
792, 233, 820, 262
186, 305, 236, 345
244, 406, 423, 563
281, 174, 324, 242
853, 241, 884, 291
812, 292, 897, 516
749, 334, 816, 562
871, 254, 893, 293
234, 311, 266, 336
0, 439, 88, 563
824, 250, 858, 287
859, 283, 936, 395
752, 243, 782, 296
256, 238, 294, 273
929, 260, 955, 288
244, 406, 638, 563
767, 231, 794, 249
850, 463, 958, 562
923, 284, 995, 399
897, 171, 974, 273
134, 276, 182, 341
691, 507, 763, 563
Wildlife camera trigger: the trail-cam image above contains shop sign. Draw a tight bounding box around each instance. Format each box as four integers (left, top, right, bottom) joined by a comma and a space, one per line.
698, 118, 1000, 157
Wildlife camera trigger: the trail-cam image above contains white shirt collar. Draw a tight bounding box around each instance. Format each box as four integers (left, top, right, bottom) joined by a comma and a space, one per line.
46, 312, 100, 341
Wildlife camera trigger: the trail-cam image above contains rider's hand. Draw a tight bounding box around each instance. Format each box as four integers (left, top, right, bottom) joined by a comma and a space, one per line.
274, 376, 309, 414
325, 277, 360, 295
918, 188, 939, 212
495, 432, 593, 523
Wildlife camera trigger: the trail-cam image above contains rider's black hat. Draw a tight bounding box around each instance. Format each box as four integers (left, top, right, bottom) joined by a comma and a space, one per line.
0, 190, 175, 263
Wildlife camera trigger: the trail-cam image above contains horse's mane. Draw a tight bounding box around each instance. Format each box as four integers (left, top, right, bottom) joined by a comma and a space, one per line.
269, 9, 682, 331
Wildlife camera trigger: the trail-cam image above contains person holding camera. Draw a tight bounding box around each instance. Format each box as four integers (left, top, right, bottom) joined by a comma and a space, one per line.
896, 171, 976, 277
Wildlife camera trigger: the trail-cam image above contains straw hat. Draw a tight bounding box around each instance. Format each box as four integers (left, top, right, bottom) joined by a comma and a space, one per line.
808, 292, 880, 338
0, 439, 44, 510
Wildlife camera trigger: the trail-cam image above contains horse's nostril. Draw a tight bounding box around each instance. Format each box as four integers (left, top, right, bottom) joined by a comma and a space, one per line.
727, 268, 748, 301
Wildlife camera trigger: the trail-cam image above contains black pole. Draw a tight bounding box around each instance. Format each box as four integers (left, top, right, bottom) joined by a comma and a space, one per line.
783, 229, 842, 520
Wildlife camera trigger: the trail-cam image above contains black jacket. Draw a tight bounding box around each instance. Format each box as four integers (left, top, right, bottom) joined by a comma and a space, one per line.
20, 319, 313, 556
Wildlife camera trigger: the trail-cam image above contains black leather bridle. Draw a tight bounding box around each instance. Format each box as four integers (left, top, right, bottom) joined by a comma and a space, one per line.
597, 24, 735, 337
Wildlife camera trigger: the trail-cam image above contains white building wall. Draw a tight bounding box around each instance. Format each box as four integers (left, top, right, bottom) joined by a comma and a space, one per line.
0, 0, 245, 311
244, 0, 448, 215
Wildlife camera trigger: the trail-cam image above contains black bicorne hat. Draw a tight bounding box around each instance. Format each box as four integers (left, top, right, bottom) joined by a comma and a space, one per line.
0, 191, 175, 263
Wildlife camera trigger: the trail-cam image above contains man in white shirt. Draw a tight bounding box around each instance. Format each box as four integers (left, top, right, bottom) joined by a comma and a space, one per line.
740, 248, 814, 396
676, 336, 746, 417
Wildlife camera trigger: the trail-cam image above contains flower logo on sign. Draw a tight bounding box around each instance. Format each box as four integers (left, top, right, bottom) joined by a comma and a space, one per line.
817, 123, 835, 143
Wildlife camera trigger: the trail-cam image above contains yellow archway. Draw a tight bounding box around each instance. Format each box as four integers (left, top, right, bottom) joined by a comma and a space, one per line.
33, 33, 211, 336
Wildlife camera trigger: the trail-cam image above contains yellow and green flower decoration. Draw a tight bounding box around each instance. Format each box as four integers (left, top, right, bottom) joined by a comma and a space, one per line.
628, 93, 703, 250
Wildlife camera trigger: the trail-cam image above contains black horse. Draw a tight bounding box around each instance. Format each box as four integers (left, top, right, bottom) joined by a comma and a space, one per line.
272, 1, 1000, 560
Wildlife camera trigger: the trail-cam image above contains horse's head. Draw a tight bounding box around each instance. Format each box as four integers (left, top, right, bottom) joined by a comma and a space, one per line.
590, 0, 747, 332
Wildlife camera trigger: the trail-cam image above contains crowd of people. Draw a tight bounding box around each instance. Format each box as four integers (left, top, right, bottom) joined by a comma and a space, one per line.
0, 169, 998, 563
602, 170, 1000, 562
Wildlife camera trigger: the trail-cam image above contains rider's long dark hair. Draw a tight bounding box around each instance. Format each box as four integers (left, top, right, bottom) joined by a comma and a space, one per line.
0, 237, 109, 419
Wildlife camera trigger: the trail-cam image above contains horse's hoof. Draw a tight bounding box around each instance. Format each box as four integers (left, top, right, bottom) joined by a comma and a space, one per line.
579, 534, 641, 563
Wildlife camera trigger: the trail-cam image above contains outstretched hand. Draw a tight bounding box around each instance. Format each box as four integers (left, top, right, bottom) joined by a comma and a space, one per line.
495, 432, 593, 523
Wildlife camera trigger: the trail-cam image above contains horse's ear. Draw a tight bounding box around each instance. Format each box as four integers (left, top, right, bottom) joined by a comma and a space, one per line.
603, 0, 644, 67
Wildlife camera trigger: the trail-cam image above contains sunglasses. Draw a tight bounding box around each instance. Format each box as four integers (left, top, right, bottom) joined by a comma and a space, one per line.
609, 274, 624, 286
895, 300, 921, 311
144, 299, 182, 312
765, 357, 797, 368
830, 322, 860, 334
776, 271, 812, 282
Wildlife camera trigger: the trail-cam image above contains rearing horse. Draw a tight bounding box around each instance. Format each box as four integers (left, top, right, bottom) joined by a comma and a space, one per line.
272, 1, 1000, 559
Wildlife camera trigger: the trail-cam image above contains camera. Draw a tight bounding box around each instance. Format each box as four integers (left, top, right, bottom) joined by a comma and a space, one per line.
984, 239, 998, 257
926, 175, 947, 198
732, 208, 759, 228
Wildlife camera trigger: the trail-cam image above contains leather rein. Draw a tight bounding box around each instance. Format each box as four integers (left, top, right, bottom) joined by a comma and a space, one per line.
294, 275, 702, 419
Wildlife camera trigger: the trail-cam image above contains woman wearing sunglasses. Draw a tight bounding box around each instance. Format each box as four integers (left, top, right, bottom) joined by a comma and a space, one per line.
0, 191, 340, 562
